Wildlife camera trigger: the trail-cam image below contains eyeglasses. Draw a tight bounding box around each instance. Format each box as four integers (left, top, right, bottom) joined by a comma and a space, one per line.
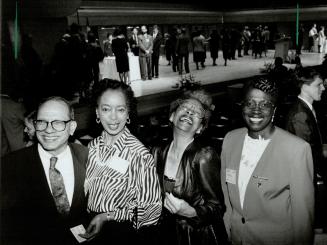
243, 100, 274, 111
178, 102, 205, 119
34, 120, 72, 132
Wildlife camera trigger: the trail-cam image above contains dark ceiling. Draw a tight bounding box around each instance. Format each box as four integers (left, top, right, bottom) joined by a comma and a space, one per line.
83, 0, 327, 10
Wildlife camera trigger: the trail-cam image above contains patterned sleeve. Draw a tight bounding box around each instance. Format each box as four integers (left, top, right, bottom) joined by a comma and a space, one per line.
113, 152, 162, 229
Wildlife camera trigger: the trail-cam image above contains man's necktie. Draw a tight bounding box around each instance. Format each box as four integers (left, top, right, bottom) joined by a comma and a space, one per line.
49, 157, 70, 215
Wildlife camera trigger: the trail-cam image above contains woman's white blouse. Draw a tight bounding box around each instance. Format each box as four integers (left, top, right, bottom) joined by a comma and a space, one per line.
238, 134, 271, 209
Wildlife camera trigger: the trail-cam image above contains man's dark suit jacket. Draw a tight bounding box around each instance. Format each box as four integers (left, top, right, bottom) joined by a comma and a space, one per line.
176, 34, 190, 56
285, 98, 324, 179
1, 143, 89, 245
152, 32, 162, 56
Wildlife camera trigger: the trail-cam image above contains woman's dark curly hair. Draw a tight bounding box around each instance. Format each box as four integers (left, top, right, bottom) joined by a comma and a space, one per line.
92, 79, 137, 122
170, 89, 215, 131
243, 76, 279, 104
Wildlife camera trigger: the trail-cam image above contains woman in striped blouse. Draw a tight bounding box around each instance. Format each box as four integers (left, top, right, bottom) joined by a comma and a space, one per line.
80, 79, 161, 244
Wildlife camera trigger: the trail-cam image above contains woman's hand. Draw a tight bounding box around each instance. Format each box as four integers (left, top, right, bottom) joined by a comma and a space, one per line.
164, 193, 197, 218
79, 213, 109, 241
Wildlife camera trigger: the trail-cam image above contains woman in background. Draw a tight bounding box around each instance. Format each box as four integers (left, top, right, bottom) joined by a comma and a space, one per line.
152, 89, 228, 245
112, 29, 130, 85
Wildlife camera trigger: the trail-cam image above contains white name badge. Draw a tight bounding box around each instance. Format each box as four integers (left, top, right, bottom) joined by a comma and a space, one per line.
226, 168, 236, 185
107, 156, 130, 174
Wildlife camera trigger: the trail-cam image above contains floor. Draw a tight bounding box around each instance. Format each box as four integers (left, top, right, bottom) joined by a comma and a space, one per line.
130, 50, 325, 98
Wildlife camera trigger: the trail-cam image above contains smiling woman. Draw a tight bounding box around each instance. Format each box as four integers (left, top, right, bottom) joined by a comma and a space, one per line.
151, 89, 228, 245
221, 76, 315, 244
82, 79, 162, 245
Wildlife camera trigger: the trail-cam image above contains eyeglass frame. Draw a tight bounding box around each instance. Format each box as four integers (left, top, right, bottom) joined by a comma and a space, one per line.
177, 101, 206, 119
242, 99, 275, 111
33, 119, 73, 132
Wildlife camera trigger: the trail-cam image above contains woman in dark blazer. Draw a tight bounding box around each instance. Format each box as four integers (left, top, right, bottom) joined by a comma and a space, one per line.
152, 89, 228, 245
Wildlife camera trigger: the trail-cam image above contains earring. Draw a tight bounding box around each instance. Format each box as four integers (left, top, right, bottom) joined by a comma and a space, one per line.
271, 114, 275, 122
126, 118, 131, 124
96, 118, 101, 124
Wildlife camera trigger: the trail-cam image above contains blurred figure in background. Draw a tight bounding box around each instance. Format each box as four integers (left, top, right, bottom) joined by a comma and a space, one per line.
112, 28, 130, 84
152, 25, 163, 78
208, 29, 220, 66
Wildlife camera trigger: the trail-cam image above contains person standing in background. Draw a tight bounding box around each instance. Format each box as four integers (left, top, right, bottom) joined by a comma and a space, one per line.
152, 25, 162, 79
176, 28, 190, 75
243, 26, 251, 56
318, 26, 326, 54
129, 27, 140, 56
112, 28, 130, 85
193, 30, 206, 70
309, 23, 318, 52
164, 33, 173, 65
208, 30, 220, 66
103, 33, 114, 57
138, 25, 153, 81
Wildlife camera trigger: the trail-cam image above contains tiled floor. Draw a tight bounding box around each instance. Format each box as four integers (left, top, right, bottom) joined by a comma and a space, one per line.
130, 50, 325, 97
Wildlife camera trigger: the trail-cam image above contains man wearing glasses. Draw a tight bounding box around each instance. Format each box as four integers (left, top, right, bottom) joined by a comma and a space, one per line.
1, 96, 89, 245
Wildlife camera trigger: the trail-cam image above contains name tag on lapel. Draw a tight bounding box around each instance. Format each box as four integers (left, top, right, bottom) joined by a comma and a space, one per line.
107, 156, 130, 174
226, 168, 236, 185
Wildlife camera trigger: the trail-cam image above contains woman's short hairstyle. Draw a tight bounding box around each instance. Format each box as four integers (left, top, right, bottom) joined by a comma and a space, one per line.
93, 79, 137, 120
243, 76, 279, 104
170, 89, 214, 131
295, 67, 322, 90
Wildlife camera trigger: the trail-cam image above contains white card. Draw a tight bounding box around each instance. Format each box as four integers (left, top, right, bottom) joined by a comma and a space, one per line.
226, 168, 236, 185
108, 155, 130, 174
70, 224, 87, 243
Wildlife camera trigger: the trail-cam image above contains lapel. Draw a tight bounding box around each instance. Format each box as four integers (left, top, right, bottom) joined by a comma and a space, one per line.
29, 145, 58, 212
230, 129, 247, 212
69, 144, 86, 212
156, 143, 170, 192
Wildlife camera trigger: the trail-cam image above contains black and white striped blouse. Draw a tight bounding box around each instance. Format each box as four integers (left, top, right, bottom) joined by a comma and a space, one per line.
85, 127, 162, 229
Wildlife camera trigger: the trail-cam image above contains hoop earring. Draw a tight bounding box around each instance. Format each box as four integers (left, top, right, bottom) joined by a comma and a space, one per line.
126, 118, 131, 124
96, 118, 101, 124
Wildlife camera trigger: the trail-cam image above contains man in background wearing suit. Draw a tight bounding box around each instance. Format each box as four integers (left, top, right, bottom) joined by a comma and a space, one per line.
176, 27, 190, 75
1, 96, 89, 245
151, 25, 162, 78
129, 27, 139, 56
138, 25, 153, 81
285, 67, 327, 230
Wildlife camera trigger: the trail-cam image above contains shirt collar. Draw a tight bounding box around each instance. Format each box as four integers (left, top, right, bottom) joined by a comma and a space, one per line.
298, 95, 313, 111
38, 143, 70, 160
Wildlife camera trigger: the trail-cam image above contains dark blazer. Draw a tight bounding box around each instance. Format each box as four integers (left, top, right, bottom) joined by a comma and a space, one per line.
1, 143, 89, 245
285, 98, 324, 179
221, 127, 314, 245
176, 34, 190, 56
128, 34, 139, 56
152, 32, 162, 56
152, 140, 228, 245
